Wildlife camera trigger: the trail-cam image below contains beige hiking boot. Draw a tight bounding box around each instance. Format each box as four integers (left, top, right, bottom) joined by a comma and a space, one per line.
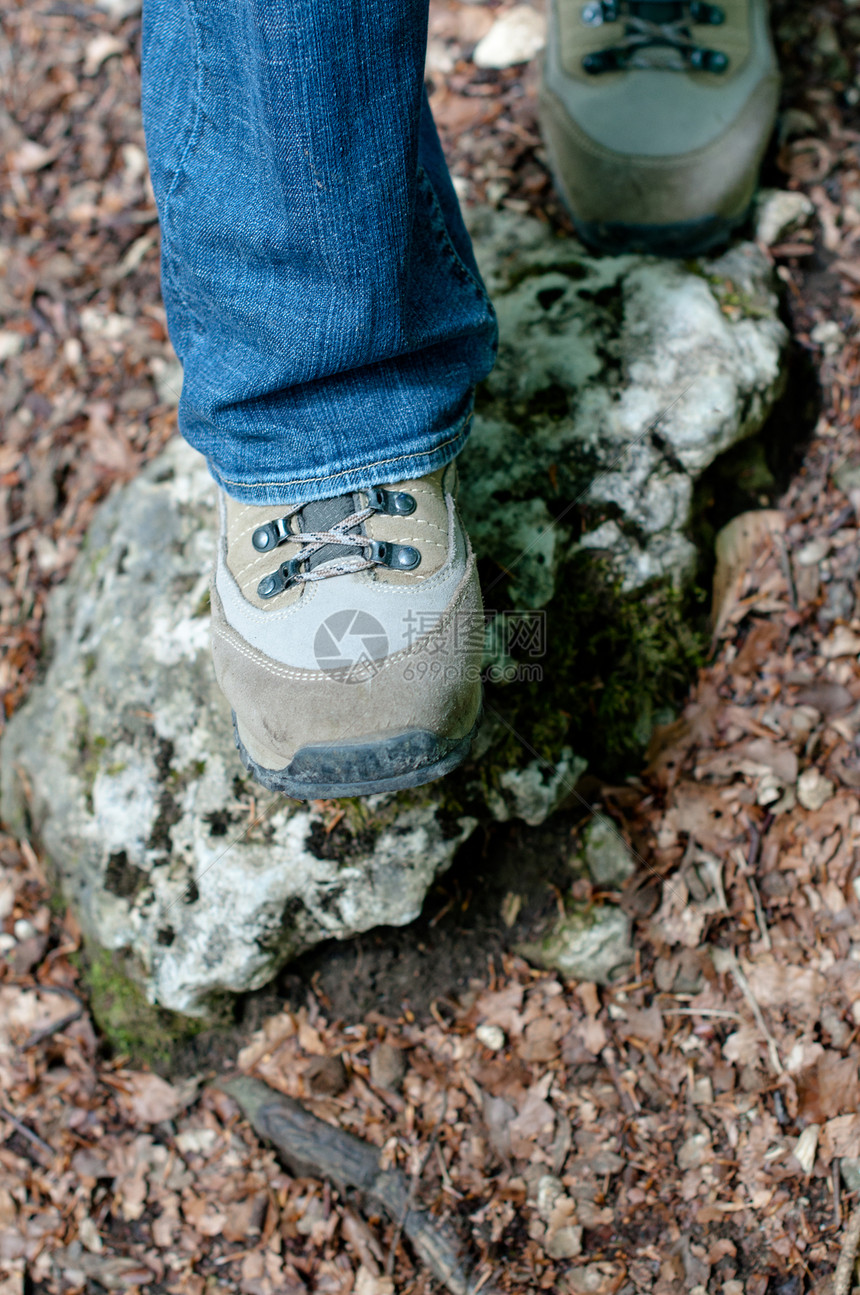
210, 463, 484, 798
540, 0, 780, 255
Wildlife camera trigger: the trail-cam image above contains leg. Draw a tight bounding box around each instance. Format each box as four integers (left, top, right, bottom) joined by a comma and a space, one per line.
141, 0, 497, 505
141, 0, 494, 797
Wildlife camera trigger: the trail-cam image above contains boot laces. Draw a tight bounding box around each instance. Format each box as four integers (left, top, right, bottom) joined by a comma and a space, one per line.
267, 502, 377, 583
253, 489, 422, 600
581, 0, 728, 74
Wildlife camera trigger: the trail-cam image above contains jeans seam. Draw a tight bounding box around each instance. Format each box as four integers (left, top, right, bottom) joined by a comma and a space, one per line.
417, 164, 497, 327
213, 415, 472, 491
161, 0, 206, 329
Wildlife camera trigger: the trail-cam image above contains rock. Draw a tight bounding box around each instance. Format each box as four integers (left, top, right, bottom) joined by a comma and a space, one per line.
519, 905, 634, 986
753, 188, 815, 247
676, 1130, 712, 1170
0, 331, 26, 362
306, 1055, 348, 1097
580, 816, 636, 888
369, 1042, 406, 1092
840, 1157, 860, 1193
810, 319, 845, 358
797, 768, 835, 811
490, 750, 587, 826
473, 6, 546, 69
534, 1175, 582, 1260
2, 208, 791, 1016
0, 440, 478, 1016
475, 1024, 506, 1052
464, 208, 788, 596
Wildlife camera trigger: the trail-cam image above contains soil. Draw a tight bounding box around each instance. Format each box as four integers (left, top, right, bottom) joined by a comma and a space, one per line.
174, 809, 585, 1074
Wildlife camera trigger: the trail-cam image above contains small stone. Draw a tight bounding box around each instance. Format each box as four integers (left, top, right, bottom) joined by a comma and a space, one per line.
476, 1023, 506, 1052
369, 1041, 406, 1092
494, 750, 587, 827
796, 767, 835, 812
83, 34, 124, 76
0, 331, 25, 362
841, 1157, 860, 1193
810, 320, 845, 358
691, 1075, 713, 1106
13, 918, 35, 941
306, 1054, 348, 1097
473, 5, 546, 69
580, 816, 636, 888
753, 188, 815, 247
676, 1130, 711, 1170
833, 460, 860, 495
520, 905, 634, 986
92, 0, 141, 16
0, 933, 17, 954
795, 537, 829, 565
821, 625, 860, 658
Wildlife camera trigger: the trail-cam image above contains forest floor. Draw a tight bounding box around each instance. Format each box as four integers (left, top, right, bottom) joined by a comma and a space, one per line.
2, 0, 860, 1292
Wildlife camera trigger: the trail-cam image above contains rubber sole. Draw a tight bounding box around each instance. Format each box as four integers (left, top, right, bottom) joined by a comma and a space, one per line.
232, 712, 480, 799
572, 210, 748, 259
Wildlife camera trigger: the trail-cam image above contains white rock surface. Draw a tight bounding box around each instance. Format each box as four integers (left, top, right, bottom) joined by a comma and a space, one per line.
463, 209, 789, 595
521, 905, 634, 985
753, 188, 815, 247
473, 6, 546, 69
581, 816, 636, 887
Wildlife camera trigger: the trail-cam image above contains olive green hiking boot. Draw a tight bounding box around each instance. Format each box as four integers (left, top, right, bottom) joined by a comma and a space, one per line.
539, 0, 780, 256
210, 463, 484, 799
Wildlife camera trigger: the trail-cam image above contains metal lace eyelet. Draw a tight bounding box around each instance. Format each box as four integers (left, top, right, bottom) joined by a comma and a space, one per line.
252, 516, 293, 551
366, 486, 417, 516
690, 1, 725, 24
369, 540, 421, 571
257, 557, 303, 599
689, 45, 728, 71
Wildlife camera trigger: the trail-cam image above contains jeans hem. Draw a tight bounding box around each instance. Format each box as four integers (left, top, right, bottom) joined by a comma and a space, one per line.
206, 412, 474, 506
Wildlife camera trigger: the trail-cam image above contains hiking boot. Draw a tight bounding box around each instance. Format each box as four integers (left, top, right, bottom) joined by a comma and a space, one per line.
210, 463, 484, 799
539, 0, 780, 256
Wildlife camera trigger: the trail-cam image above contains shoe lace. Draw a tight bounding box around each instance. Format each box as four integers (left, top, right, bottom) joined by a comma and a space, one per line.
253, 488, 421, 600
580, 0, 729, 74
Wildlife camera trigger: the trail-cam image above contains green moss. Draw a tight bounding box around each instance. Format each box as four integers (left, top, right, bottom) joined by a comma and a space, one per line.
74, 708, 108, 814
80, 947, 214, 1067
477, 550, 706, 783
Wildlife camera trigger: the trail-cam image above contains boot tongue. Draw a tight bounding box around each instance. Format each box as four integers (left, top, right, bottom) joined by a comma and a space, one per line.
298, 492, 363, 571
628, 1, 685, 21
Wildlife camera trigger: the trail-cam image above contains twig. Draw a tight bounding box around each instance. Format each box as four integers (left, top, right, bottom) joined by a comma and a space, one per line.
0, 1106, 55, 1162
833, 1205, 860, 1295
711, 948, 783, 1074
22, 1005, 83, 1050
0, 517, 35, 544
386, 1091, 448, 1276
221, 1076, 502, 1295
774, 533, 798, 610
661, 1008, 741, 1019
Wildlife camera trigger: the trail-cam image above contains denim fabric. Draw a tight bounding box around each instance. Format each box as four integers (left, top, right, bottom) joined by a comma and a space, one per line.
141, 0, 498, 505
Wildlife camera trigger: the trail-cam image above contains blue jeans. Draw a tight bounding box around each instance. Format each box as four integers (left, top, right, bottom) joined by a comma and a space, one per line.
141, 0, 498, 505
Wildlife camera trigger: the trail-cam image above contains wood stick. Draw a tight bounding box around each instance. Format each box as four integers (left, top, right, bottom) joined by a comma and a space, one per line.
221, 1076, 500, 1295
833, 1205, 860, 1295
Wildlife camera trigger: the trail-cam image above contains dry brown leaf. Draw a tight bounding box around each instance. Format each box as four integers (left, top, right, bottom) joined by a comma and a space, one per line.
711, 510, 786, 637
